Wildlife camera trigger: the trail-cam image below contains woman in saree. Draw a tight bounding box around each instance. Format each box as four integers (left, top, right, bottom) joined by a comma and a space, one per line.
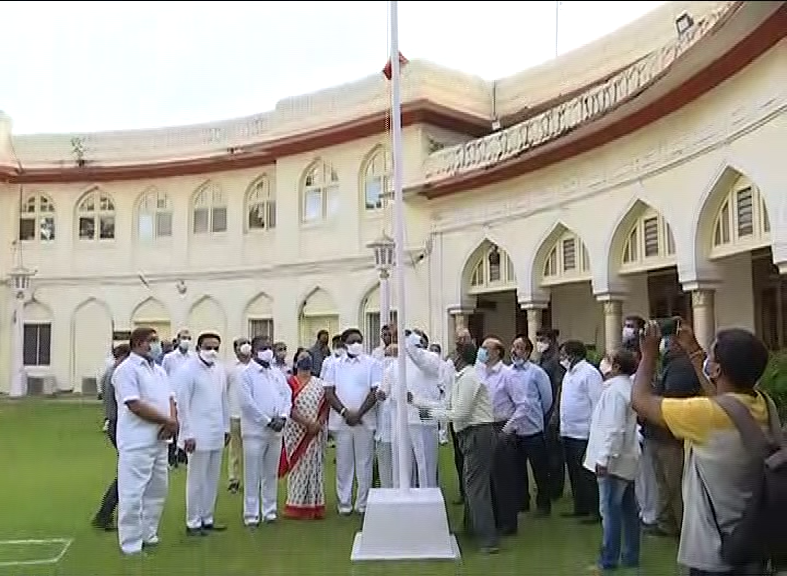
278, 348, 329, 519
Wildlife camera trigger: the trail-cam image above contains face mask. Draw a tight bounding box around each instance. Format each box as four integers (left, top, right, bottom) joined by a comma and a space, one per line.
346, 342, 364, 357
199, 349, 218, 364
296, 356, 314, 373
238, 343, 252, 356
178, 338, 191, 352
622, 327, 636, 342
257, 349, 274, 364
476, 348, 489, 364
599, 358, 612, 376
535, 341, 549, 354
149, 341, 162, 360
512, 356, 525, 367
560, 358, 571, 370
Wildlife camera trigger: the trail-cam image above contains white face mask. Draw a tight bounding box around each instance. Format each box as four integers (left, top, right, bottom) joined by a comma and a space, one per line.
178, 338, 191, 352
346, 342, 364, 357
199, 349, 218, 364
599, 358, 612, 376
560, 359, 571, 371
535, 341, 549, 354
238, 343, 252, 357
257, 349, 274, 364
622, 327, 636, 341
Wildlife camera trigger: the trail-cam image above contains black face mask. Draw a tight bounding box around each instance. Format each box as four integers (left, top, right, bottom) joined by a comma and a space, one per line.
296, 355, 314, 373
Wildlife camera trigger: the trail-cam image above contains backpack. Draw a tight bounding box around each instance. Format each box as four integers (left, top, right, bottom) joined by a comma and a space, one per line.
704, 392, 787, 570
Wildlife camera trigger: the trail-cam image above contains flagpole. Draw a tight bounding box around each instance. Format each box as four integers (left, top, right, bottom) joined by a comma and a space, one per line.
389, 0, 410, 492
554, 1, 560, 58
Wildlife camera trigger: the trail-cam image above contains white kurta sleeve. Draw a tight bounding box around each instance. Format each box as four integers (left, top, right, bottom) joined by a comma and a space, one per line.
404, 341, 441, 378
221, 366, 230, 434
240, 368, 271, 425
320, 357, 335, 384
370, 358, 382, 389
277, 372, 293, 419
175, 368, 195, 440
113, 363, 140, 405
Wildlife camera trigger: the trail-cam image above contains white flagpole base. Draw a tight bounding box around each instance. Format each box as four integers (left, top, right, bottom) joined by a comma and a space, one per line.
350, 488, 461, 561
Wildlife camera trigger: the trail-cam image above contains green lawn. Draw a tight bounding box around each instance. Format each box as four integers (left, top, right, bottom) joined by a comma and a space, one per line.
0, 400, 678, 575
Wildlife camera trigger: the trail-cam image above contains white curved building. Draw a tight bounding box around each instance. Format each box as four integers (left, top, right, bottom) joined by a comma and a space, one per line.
0, 0, 785, 395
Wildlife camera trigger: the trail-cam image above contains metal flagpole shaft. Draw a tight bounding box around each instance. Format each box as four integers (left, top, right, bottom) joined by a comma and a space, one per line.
389, 0, 410, 492
554, 1, 560, 58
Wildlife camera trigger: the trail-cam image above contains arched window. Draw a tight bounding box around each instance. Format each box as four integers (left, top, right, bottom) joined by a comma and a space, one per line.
301, 160, 339, 224
19, 194, 55, 242
469, 244, 516, 294
245, 176, 276, 232
621, 208, 676, 271
137, 188, 173, 240
710, 176, 770, 258
542, 230, 591, 285
77, 188, 115, 241
192, 181, 227, 234
362, 146, 390, 211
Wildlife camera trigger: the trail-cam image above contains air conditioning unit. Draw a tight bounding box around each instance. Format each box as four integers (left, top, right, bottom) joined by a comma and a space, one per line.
27, 376, 57, 396
81, 377, 98, 396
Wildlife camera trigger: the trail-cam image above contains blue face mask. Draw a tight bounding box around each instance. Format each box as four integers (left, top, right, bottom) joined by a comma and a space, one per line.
476, 348, 489, 364
148, 341, 162, 360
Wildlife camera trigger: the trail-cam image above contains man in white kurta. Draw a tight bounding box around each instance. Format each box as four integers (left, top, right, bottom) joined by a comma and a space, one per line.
227, 338, 251, 493
113, 327, 177, 555
374, 344, 396, 488
322, 328, 381, 515
239, 337, 292, 526
175, 333, 230, 535
382, 331, 442, 488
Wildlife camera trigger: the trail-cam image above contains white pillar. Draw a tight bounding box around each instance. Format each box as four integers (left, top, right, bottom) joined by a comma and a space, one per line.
10, 292, 26, 397
379, 270, 391, 328
523, 306, 542, 347
691, 289, 716, 352
601, 299, 623, 354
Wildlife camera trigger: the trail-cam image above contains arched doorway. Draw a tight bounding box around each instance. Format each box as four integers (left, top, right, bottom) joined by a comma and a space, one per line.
360, 284, 398, 353
71, 298, 113, 394
298, 287, 339, 348
131, 297, 171, 342
187, 296, 227, 356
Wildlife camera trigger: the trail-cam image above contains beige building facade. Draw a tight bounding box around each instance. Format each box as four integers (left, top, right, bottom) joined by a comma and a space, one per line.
0, 1, 785, 395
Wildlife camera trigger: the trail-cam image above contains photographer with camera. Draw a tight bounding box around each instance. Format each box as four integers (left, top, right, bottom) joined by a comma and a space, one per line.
645, 318, 702, 539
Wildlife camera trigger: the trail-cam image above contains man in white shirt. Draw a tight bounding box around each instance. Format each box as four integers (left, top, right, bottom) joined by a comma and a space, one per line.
239, 336, 292, 526
227, 337, 251, 493
429, 343, 451, 445
584, 348, 641, 571
162, 328, 195, 468
446, 328, 473, 504
380, 329, 442, 488
175, 332, 231, 536
322, 328, 381, 515
371, 324, 393, 360
374, 343, 396, 488
113, 327, 178, 556
559, 339, 604, 523
319, 335, 346, 381
273, 341, 291, 376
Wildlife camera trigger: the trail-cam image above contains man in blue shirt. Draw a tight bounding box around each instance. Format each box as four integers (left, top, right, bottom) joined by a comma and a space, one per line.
505, 335, 554, 516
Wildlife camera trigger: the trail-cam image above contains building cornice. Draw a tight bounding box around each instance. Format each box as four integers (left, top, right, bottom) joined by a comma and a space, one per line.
415, 1, 786, 199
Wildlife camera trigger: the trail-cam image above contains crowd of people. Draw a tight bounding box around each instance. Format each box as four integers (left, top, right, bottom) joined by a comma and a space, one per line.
90, 316, 785, 575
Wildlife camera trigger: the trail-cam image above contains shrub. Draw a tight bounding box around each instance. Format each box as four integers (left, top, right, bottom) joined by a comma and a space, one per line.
759, 351, 787, 423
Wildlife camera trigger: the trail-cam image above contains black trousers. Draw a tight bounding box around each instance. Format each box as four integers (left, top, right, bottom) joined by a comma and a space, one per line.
546, 424, 566, 500
95, 421, 119, 524
517, 431, 552, 513
490, 423, 520, 533
562, 436, 599, 517
449, 423, 465, 501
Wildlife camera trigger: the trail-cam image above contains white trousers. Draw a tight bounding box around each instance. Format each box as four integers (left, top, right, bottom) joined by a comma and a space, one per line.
242, 434, 281, 524
376, 441, 393, 488
117, 444, 169, 554
636, 439, 659, 525
185, 449, 222, 529
335, 426, 375, 513
392, 424, 438, 488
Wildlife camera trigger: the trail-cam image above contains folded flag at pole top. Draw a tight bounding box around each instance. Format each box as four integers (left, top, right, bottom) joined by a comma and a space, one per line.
382, 52, 409, 80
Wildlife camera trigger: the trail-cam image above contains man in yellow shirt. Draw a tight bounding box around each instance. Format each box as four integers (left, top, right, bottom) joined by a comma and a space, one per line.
632, 320, 771, 576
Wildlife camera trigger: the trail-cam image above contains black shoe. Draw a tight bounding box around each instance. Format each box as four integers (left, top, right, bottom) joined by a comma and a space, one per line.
91, 517, 115, 531
185, 527, 206, 537
202, 523, 227, 532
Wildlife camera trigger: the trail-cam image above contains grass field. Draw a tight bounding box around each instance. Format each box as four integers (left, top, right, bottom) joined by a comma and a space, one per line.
0, 400, 679, 575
